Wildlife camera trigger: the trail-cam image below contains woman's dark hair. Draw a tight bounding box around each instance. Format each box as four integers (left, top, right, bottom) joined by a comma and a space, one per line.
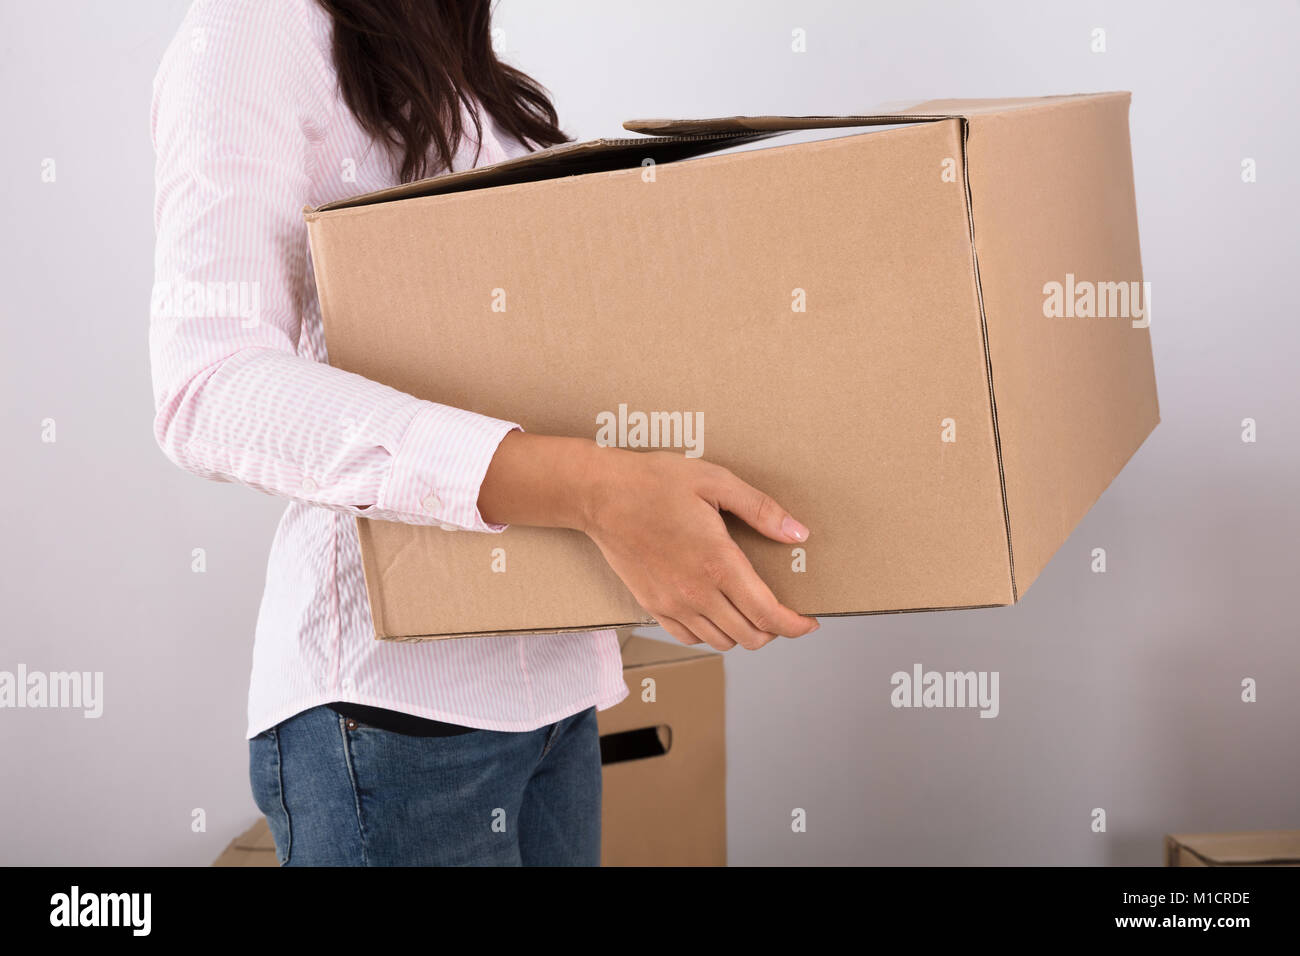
315, 0, 569, 182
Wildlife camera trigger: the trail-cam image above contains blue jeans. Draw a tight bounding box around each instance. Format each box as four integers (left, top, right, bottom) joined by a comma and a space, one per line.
249, 703, 602, 866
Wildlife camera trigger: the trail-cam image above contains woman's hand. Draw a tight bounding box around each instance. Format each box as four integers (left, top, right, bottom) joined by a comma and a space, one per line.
578, 447, 820, 651
477, 432, 819, 652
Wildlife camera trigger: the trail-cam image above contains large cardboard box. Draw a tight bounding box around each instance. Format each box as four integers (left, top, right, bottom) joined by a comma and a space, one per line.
1165, 831, 1300, 867
306, 91, 1159, 640
211, 634, 725, 866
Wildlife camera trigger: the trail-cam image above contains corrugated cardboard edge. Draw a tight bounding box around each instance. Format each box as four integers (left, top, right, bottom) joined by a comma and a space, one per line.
958, 114, 1017, 602
371, 604, 1012, 642
375, 619, 653, 642
1165, 832, 1300, 867
620, 92, 1124, 135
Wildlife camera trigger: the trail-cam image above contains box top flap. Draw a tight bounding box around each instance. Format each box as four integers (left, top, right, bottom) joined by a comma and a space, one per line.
308, 94, 1129, 215
309, 131, 773, 213
621, 92, 1129, 136
1171, 831, 1300, 864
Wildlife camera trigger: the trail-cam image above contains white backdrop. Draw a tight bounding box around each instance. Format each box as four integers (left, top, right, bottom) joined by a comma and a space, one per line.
1, 0, 1297, 865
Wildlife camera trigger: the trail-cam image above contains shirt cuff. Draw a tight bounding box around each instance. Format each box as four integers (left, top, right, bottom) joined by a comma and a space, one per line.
377, 402, 522, 532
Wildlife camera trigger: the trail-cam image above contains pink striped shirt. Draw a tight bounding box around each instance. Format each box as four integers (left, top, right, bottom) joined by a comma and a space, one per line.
150, 0, 628, 739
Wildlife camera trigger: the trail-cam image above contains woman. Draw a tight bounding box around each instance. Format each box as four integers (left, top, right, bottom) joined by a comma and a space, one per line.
150, 0, 818, 867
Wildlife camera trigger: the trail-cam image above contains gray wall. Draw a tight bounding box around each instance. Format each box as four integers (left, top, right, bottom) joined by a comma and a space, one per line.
1, 0, 1296, 865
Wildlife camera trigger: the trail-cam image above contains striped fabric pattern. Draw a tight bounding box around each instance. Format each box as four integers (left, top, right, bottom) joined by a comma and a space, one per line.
150, 0, 627, 739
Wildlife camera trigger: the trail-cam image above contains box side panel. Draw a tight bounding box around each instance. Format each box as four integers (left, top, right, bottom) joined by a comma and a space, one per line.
598, 653, 726, 866
968, 94, 1159, 596
311, 119, 1013, 638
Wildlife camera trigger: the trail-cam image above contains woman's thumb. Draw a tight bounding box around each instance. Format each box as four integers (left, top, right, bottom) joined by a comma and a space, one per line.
713, 474, 809, 544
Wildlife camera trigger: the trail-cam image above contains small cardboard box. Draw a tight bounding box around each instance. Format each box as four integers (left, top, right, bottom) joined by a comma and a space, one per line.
211, 633, 726, 866
305, 91, 1159, 640
1165, 831, 1300, 867
212, 817, 279, 867
599, 633, 726, 866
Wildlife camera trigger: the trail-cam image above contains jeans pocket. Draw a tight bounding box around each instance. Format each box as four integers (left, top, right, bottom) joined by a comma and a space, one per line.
249, 728, 292, 866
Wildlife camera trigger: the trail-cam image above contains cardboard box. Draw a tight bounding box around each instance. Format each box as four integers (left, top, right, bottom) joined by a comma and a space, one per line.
211, 633, 725, 866
1165, 831, 1300, 867
211, 817, 279, 867
305, 91, 1159, 640
599, 633, 726, 866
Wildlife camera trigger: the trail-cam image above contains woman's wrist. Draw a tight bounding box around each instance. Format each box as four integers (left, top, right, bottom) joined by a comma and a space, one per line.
477, 430, 612, 534
553, 435, 612, 535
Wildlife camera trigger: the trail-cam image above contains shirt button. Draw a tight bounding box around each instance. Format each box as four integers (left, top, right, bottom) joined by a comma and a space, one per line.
301, 478, 318, 494
421, 493, 441, 513
341, 677, 354, 691
438, 523, 458, 531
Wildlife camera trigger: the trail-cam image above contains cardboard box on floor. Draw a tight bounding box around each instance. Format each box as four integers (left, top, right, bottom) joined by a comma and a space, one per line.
600, 632, 725, 866
212, 815, 279, 867
211, 634, 726, 867
305, 91, 1159, 641
1165, 831, 1300, 867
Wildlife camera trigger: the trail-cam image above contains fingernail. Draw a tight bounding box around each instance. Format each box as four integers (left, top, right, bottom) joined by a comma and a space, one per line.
781, 516, 809, 541
809, 619, 820, 632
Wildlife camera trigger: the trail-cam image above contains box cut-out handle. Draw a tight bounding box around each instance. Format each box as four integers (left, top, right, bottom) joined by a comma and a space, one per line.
600, 725, 672, 765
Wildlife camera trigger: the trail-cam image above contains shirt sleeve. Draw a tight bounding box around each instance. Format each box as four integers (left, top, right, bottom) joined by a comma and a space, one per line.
149, 0, 518, 532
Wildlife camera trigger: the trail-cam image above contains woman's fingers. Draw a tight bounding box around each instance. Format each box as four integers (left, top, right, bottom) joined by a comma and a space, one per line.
679, 613, 738, 652
717, 544, 820, 639
699, 592, 777, 650
667, 543, 819, 648
655, 614, 705, 647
